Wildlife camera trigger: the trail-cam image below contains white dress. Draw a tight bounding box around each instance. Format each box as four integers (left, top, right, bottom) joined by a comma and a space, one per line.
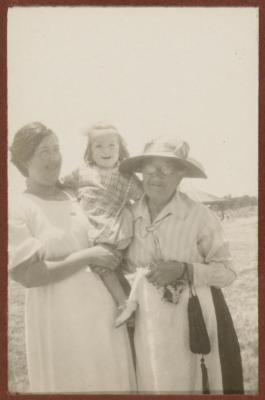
126, 193, 237, 394
8, 193, 136, 394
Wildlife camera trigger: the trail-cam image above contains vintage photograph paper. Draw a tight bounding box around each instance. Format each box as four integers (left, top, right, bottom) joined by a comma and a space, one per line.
7, 6, 258, 394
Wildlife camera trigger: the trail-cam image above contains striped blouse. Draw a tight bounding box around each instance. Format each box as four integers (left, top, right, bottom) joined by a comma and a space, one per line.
126, 191, 236, 288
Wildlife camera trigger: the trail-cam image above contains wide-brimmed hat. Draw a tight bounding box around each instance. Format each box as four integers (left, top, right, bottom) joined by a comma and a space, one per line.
119, 137, 207, 179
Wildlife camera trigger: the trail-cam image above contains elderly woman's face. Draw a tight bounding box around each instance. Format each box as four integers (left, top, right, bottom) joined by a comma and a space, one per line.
27, 133, 62, 186
142, 158, 183, 204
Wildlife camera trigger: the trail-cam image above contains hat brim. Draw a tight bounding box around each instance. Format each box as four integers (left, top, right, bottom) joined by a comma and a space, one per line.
120, 154, 207, 179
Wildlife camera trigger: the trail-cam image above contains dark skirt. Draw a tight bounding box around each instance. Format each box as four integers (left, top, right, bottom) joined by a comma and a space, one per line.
122, 279, 244, 394
211, 287, 244, 394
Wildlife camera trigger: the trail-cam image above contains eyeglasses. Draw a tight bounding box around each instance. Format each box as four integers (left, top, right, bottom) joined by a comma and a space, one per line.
142, 163, 176, 176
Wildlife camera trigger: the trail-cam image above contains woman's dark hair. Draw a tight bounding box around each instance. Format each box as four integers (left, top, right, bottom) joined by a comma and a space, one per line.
9, 122, 54, 177
83, 123, 130, 165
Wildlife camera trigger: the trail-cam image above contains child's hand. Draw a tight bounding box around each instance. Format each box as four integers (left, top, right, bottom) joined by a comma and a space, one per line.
60, 170, 79, 192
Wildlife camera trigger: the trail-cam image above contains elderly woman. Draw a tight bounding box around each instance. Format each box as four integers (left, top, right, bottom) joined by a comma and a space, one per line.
8, 122, 136, 393
119, 137, 244, 394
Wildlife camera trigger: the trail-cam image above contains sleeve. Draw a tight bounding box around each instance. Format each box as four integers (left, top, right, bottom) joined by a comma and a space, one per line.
192, 208, 236, 288
8, 202, 44, 270
128, 175, 143, 202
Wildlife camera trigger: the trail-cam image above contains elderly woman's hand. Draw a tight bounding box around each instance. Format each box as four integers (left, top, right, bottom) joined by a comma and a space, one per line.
146, 260, 186, 288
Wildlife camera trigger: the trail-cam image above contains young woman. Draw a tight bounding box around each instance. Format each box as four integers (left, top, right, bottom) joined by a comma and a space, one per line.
8, 122, 136, 393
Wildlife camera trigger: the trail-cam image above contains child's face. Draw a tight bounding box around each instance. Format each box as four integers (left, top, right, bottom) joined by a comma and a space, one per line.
91, 133, 119, 168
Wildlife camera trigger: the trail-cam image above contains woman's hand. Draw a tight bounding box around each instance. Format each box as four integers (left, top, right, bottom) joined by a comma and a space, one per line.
88, 245, 121, 271
91, 266, 111, 277
146, 260, 186, 288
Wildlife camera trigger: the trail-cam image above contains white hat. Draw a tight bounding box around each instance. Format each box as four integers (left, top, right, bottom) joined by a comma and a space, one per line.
119, 137, 207, 179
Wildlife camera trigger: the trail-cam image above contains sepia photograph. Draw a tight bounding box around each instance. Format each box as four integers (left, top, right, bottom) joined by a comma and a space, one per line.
7, 5, 258, 395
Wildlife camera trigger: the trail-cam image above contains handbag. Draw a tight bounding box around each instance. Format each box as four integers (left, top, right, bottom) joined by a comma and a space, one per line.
187, 278, 211, 394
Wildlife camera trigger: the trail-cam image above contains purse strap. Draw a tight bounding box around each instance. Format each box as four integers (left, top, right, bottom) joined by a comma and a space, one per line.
184, 263, 197, 298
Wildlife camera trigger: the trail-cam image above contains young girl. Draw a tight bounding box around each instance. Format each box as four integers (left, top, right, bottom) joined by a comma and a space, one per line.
62, 123, 143, 326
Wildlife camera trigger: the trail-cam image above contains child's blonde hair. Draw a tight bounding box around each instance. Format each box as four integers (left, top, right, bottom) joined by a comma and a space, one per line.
84, 123, 130, 165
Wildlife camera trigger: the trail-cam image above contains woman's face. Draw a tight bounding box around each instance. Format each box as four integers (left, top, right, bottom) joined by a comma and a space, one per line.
91, 133, 120, 168
27, 133, 62, 186
142, 158, 183, 205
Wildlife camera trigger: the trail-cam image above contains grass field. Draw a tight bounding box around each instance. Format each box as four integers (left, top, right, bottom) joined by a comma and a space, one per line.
8, 207, 258, 393
222, 209, 258, 394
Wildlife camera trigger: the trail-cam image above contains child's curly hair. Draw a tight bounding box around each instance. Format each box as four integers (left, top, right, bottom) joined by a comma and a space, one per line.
84, 123, 130, 165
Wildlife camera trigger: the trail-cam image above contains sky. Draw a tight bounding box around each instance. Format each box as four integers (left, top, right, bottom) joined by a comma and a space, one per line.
7, 6, 259, 198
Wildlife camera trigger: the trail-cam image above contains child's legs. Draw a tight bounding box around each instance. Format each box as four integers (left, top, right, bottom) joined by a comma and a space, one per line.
116, 269, 131, 296
127, 268, 148, 304
114, 269, 147, 328
101, 271, 127, 306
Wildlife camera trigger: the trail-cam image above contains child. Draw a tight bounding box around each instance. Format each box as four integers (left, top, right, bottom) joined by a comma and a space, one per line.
62, 123, 143, 326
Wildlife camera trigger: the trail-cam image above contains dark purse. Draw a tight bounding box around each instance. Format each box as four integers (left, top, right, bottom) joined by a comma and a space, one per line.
187, 278, 211, 394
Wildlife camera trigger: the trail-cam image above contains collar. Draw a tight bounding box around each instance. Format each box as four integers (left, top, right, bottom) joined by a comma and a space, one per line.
133, 190, 190, 225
